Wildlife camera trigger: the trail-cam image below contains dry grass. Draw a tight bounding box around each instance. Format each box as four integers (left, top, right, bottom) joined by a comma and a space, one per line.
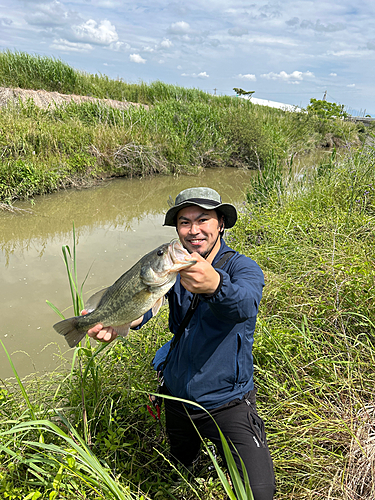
344, 404, 375, 499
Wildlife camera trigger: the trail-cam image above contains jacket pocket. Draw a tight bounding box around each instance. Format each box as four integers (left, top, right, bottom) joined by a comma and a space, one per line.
246, 406, 267, 448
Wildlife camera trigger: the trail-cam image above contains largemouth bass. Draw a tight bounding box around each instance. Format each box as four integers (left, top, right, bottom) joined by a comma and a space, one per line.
53, 240, 196, 348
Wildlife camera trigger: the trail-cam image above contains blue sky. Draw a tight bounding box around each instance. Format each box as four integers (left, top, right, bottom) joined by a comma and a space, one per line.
0, 0, 374, 115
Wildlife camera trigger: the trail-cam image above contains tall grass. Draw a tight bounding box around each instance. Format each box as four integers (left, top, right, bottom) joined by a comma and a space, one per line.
0, 50, 211, 104
227, 140, 375, 498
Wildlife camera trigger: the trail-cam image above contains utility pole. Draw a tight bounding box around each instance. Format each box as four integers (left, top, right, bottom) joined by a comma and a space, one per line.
323, 90, 327, 101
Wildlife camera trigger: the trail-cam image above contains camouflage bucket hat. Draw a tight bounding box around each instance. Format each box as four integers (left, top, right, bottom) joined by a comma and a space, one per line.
163, 187, 237, 228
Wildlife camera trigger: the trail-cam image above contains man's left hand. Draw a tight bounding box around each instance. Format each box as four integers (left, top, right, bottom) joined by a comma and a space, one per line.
179, 252, 220, 294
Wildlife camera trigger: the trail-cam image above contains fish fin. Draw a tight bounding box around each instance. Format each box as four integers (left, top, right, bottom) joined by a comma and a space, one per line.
53, 317, 86, 348
85, 287, 109, 312
115, 323, 131, 338
151, 296, 166, 317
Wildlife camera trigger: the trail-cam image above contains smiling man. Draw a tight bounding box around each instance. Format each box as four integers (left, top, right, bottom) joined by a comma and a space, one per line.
88, 187, 275, 499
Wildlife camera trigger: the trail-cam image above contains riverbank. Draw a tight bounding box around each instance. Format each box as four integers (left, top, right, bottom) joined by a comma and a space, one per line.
0, 52, 364, 205
1, 142, 374, 499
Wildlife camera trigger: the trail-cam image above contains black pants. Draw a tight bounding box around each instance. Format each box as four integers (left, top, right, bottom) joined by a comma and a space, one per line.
165, 388, 276, 500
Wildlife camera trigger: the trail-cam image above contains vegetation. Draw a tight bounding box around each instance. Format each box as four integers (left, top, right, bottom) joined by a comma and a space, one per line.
233, 88, 255, 97
0, 51, 362, 205
1, 138, 375, 499
307, 98, 348, 120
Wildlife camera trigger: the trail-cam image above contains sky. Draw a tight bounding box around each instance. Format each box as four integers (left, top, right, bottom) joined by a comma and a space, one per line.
0, 0, 374, 116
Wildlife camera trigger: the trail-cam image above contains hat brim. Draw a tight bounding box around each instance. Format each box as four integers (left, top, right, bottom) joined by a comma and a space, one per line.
164, 201, 237, 228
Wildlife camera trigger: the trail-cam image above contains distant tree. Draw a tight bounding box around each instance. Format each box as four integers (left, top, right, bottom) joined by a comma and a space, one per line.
307, 98, 348, 119
233, 88, 255, 97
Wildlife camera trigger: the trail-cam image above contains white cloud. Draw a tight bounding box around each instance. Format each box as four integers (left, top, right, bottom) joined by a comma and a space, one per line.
181, 71, 209, 78
326, 49, 364, 57
129, 53, 146, 64
109, 41, 130, 51
50, 38, 93, 52
143, 38, 173, 53
347, 83, 355, 87
168, 21, 190, 34
237, 73, 256, 81
28, 0, 81, 27
160, 38, 173, 48
330, 72, 337, 77
261, 70, 314, 84
73, 19, 118, 45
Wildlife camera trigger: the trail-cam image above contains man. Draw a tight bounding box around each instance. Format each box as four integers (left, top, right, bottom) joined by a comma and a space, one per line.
87, 187, 275, 500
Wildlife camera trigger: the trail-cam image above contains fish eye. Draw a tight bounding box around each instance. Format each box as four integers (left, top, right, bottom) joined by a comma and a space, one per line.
157, 249, 164, 256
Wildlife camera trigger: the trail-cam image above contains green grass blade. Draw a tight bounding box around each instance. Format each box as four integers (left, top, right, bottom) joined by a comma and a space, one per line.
0, 339, 36, 420
45, 300, 65, 320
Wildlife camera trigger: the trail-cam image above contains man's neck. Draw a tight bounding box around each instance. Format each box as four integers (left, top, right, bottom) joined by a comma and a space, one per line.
206, 238, 222, 264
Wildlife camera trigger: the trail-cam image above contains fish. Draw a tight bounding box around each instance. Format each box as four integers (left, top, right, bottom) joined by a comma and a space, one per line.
53, 239, 196, 348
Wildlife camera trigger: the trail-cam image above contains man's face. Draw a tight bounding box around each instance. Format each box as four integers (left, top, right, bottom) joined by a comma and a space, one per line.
176, 206, 223, 257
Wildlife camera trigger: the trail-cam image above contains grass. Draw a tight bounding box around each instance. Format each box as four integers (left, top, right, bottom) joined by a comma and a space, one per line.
0, 50, 213, 104
0, 50, 363, 204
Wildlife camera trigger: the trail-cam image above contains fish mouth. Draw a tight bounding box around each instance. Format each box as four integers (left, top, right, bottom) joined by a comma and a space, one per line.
141, 240, 196, 287
168, 240, 197, 272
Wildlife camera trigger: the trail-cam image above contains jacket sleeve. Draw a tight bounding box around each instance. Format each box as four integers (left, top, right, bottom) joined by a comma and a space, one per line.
199, 255, 264, 323
130, 308, 153, 330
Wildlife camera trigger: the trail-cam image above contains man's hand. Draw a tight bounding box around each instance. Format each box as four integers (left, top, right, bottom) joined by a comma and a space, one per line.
81, 310, 144, 343
81, 310, 118, 343
179, 252, 220, 294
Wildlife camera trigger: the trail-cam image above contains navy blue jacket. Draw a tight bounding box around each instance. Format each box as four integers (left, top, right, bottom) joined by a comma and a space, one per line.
147, 239, 264, 410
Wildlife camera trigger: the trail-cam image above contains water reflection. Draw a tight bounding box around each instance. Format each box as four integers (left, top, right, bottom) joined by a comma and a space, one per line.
0, 168, 255, 379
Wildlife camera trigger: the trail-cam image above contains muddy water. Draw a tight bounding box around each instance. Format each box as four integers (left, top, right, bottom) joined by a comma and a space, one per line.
0, 168, 256, 379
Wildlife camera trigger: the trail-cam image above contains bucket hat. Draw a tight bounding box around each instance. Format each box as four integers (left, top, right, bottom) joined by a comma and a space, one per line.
164, 187, 237, 228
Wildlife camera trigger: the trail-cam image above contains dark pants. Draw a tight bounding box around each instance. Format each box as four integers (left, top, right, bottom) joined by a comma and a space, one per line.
165, 388, 276, 500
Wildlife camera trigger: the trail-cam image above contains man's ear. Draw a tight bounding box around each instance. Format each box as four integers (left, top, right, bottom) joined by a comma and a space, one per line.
219, 216, 225, 233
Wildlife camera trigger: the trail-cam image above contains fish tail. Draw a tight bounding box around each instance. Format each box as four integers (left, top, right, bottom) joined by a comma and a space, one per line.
53, 317, 86, 348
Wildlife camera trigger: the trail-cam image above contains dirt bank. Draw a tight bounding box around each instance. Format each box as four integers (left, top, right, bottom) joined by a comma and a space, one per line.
0, 86, 148, 111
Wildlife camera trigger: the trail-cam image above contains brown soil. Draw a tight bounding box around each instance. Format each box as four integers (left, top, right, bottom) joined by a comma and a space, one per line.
0, 86, 148, 111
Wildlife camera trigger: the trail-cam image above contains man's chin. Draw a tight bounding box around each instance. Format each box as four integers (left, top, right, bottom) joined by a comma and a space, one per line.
183, 241, 207, 255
